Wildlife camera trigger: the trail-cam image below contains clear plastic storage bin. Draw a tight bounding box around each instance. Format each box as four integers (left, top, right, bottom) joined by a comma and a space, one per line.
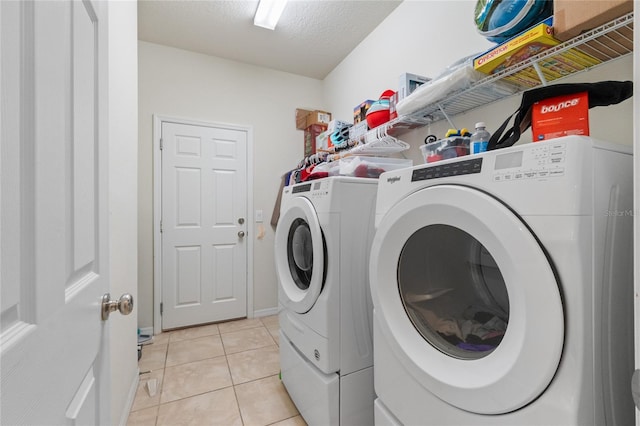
420, 137, 470, 163
334, 156, 413, 178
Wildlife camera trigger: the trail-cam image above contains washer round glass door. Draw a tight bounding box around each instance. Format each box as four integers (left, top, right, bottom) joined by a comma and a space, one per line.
275, 196, 325, 314
370, 184, 564, 414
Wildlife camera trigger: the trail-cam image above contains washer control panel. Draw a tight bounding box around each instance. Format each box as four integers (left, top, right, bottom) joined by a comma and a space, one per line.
493, 141, 566, 182
309, 179, 330, 198
290, 179, 330, 198
291, 182, 312, 194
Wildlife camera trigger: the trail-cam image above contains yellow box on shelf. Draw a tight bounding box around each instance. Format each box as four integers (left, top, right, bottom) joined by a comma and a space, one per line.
473, 19, 601, 85
473, 20, 600, 79
474, 20, 557, 74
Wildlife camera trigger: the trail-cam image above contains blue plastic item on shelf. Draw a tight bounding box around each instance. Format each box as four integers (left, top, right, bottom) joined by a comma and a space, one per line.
474, 0, 553, 43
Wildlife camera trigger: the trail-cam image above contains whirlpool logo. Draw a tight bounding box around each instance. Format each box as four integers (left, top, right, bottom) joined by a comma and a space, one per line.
386, 176, 401, 184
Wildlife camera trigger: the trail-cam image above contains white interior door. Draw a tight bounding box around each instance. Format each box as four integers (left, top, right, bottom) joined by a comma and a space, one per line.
633, 8, 640, 425
161, 121, 248, 329
1, 0, 111, 424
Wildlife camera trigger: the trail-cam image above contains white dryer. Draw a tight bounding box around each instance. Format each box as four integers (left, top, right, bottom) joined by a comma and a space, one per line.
275, 176, 379, 425
369, 136, 634, 425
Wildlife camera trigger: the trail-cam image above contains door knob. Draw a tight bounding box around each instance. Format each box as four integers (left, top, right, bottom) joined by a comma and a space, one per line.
238, 231, 245, 238
101, 293, 134, 320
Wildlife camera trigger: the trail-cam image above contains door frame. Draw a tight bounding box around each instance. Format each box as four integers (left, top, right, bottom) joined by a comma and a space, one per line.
152, 114, 254, 335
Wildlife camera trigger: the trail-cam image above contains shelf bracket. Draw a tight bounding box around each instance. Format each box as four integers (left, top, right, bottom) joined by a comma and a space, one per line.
437, 103, 457, 129
532, 61, 548, 86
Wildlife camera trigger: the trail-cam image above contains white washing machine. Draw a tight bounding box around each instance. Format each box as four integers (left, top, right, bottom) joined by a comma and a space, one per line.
275, 176, 379, 425
369, 136, 634, 425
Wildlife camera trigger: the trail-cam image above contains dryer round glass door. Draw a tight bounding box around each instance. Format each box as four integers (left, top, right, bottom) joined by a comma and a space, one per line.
275, 196, 326, 313
398, 224, 509, 360
369, 184, 564, 415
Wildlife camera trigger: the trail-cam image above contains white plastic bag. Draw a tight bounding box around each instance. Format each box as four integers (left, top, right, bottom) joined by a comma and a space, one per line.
396, 54, 517, 116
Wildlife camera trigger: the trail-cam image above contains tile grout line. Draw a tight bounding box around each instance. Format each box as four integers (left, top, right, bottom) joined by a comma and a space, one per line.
131, 319, 282, 425
149, 370, 283, 409
155, 327, 274, 409
264, 414, 301, 426
151, 330, 278, 371
226, 351, 247, 426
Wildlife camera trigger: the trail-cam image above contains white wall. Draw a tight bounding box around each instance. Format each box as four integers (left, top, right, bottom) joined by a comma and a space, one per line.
325, 0, 633, 167
324, 0, 494, 123
138, 42, 325, 328
108, 1, 139, 424
137, 0, 633, 332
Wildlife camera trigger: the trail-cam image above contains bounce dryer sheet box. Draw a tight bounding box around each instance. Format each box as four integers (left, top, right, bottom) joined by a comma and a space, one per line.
531, 91, 589, 142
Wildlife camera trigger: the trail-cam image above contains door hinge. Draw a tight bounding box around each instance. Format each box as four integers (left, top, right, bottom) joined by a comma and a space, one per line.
160, 138, 163, 150
160, 220, 163, 233
160, 303, 163, 315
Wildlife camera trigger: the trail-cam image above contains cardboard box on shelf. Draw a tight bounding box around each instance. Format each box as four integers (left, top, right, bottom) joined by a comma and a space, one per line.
316, 129, 332, 152
303, 124, 327, 157
295, 109, 311, 130
295, 109, 332, 130
397, 73, 430, 102
553, 0, 633, 41
354, 100, 374, 124
531, 91, 589, 141
349, 121, 369, 141
389, 92, 398, 120
327, 119, 352, 133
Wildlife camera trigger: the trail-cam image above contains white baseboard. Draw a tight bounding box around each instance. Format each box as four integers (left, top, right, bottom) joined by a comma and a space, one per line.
253, 307, 279, 318
118, 368, 140, 426
139, 326, 153, 337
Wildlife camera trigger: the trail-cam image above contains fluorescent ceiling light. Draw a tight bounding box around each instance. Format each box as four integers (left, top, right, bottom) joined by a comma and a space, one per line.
253, 0, 288, 30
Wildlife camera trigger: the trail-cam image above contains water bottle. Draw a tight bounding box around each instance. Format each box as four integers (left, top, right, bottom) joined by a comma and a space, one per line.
470, 122, 491, 155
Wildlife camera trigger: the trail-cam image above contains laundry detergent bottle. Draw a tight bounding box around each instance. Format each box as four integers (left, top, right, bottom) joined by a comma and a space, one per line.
470, 122, 491, 154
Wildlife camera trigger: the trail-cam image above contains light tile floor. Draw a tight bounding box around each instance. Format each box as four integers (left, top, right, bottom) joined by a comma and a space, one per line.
127, 315, 307, 426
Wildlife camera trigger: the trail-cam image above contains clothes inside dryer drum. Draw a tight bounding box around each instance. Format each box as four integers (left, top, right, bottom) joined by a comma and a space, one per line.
398, 224, 510, 360
288, 218, 314, 290
292, 224, 313, 271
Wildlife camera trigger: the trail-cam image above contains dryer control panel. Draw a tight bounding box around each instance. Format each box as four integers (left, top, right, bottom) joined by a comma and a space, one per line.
409, 141, 569, 184
492, 141, 566, 182
412, 158, 483, 182
309, 179, 330, 198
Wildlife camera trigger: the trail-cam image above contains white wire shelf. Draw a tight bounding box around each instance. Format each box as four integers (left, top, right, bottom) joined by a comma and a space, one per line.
366, 11, 634, 137
320, 125, 410, 160
312, 12, 633, 162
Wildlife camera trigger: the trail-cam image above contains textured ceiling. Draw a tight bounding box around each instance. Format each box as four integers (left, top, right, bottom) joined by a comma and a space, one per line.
138, 0, 403, 79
